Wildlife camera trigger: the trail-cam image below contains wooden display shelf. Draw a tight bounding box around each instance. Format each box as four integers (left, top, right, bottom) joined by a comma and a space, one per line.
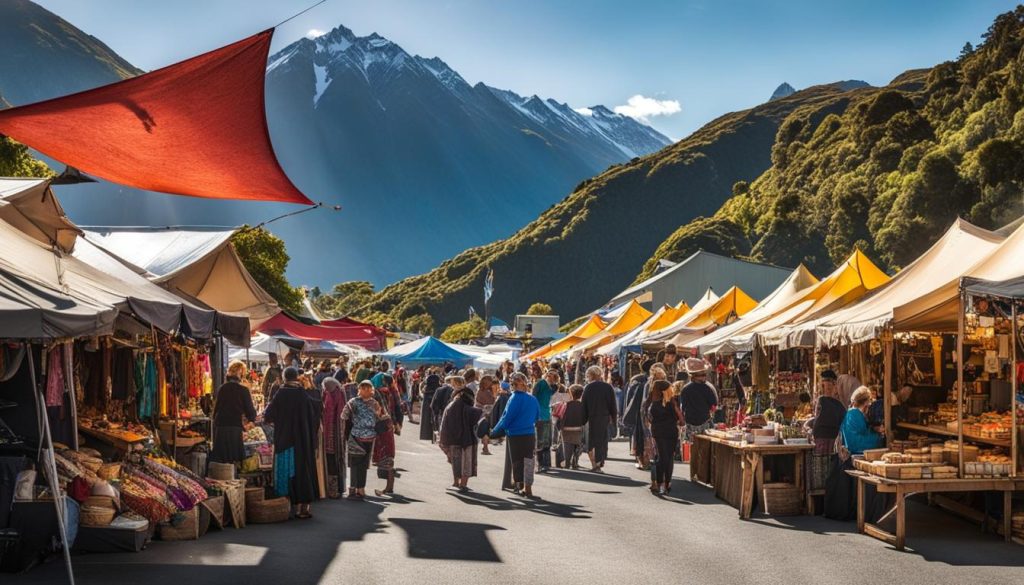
79, 426, 150, 450
896, 422, 1011, 448
847, 470, 1020, 551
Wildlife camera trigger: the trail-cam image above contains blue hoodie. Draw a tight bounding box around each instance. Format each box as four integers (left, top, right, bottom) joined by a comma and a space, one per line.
491, 390, 541, 437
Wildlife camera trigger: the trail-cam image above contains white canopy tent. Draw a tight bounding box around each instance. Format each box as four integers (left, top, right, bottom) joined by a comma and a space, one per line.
810, 219, 1004, 348
691, 264, 819, 354
82, 226, 280, 326
893, 219, 1024, 332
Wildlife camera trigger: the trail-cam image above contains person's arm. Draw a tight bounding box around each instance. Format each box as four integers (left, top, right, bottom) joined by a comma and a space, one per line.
580, 386, 591, 424
242, 387, 258, 423
492, 395, 517, 435
607, 385, 618, 420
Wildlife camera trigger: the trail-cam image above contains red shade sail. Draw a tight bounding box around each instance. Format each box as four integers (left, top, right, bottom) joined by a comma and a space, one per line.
258, 312, 386, 351
0, 30, 312, 205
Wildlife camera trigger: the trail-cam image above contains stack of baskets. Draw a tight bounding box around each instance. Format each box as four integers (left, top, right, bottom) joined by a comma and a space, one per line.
80, 495, 118, 527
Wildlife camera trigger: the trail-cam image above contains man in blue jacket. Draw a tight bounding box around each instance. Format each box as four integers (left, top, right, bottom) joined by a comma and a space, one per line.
492, 372, 541, 497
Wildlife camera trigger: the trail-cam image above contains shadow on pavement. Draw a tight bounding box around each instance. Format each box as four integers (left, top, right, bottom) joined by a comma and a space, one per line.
544, 468, 647, 487
390, 518, 505, 562
14, 498, 392, 585
448, 490, 591, 519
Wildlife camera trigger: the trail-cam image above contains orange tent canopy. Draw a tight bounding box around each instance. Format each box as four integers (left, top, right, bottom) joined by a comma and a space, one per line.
0, 30, 311, 205
523, 314, 606, 360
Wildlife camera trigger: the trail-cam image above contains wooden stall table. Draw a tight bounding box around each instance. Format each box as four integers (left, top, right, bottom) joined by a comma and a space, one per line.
79, 426, 150, 452
691, 434, 812, 519
847, 470, 1018, 551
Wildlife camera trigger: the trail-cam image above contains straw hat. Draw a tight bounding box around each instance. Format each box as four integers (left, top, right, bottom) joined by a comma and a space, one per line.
684, 357, 707, 375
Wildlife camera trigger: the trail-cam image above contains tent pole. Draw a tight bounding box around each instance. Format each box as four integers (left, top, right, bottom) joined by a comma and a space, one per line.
883, 335, 893, 444
28, 344, 76, 585
1012, 302, 1018, 478
957, 287, 965, 478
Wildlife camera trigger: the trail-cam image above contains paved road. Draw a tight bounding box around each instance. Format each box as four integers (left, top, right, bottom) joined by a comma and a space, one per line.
16, 426, 1024, 585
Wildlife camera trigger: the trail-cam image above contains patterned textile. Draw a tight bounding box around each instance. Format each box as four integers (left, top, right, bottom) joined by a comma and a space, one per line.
682, 419, 714, 443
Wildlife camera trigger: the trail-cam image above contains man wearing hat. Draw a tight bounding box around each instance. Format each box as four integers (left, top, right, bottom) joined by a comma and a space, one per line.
658, 344, 679, 381
678, 357, 719, 442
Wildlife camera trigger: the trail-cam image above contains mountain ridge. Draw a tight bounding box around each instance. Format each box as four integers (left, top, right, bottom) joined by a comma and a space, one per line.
351, 81, 864, 330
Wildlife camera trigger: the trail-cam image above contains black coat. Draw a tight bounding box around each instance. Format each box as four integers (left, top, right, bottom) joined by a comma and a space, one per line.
581, 381, 618, 423
439, 393, 482, 448
263, 383, 320, 504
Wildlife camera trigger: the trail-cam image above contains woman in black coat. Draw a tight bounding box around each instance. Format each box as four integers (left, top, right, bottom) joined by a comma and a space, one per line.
210, 360, 258, 465
419, 372, 441, 441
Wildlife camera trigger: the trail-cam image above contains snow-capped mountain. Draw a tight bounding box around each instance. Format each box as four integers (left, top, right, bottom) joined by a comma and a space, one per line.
262, 25, 672, 285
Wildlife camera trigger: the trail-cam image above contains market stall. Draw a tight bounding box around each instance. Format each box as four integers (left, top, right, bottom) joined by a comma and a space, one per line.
691, 428, 813, 518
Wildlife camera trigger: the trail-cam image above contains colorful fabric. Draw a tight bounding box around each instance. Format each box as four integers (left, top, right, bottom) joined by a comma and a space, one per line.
275, 447, 296, 497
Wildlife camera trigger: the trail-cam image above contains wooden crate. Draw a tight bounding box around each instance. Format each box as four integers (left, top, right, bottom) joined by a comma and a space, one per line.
200, 495, 225, 529
763, 482, 801, 516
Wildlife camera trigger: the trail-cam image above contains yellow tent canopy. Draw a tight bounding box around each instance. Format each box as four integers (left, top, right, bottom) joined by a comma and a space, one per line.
568, 300, 653, 355
597, 304, 685, 356
690, 264, 819, 354
523, 314, 607, 360
755, 249, 890, 347
667, 286, 759, 347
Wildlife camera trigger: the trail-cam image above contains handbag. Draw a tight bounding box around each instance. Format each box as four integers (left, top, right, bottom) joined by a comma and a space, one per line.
374, 415, 391, 435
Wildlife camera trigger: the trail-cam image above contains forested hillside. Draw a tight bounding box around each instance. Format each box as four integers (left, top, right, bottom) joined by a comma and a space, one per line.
652, 7, 1024, 277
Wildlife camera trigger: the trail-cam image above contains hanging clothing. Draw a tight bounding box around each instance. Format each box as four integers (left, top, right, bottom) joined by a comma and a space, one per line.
137, 354, 158, 419
45, 345, 65, 407
111, 347, 136, 401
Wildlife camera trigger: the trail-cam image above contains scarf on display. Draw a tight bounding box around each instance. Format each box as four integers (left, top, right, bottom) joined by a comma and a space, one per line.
45, 344, 66, 407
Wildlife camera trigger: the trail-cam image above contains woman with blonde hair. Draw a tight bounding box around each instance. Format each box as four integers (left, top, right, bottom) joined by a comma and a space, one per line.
645, 379, 683, 495
210, 360, 258, 466
840, 386, 883, 455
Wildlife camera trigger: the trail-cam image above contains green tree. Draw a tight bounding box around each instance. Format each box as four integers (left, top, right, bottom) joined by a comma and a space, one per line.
525, 303, 554, 315
440, 316, 486, 342
330, 281, 376, 316
231, 226, 304, 313
403, 313, 435, 336
0, 136, 53, 177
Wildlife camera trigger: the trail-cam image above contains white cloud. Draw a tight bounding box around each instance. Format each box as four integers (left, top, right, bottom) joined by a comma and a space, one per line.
306, 29, 327, 39
574, 107, 593, 117
613, 94, 681, 122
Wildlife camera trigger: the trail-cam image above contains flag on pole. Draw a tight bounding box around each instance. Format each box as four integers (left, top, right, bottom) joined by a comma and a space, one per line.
484, 267, 494, 304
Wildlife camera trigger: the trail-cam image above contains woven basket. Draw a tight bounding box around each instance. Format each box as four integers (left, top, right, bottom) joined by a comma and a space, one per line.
208, 462, 236, 481
244, 487, 265, 508
159, 507, 199, 541
80, 505, 116, 526
763, 482, 801, 516
84, 495, 118, 510
249, 497, 290, 524
98, 462, 122, 480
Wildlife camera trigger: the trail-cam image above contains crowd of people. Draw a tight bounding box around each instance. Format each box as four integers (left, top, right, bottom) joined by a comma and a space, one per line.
205, 344, 892, 517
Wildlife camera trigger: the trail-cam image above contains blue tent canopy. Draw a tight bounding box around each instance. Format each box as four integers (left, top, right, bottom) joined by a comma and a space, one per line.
380, 336, 475, 367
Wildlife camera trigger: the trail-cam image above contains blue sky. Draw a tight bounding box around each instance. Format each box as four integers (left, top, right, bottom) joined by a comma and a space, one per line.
35, 0, 1019, 139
